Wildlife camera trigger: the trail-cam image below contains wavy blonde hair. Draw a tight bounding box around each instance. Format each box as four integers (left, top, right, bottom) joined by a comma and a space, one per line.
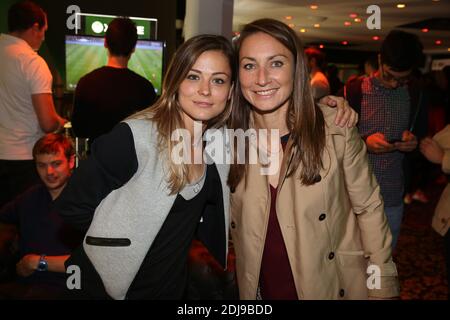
130, 35, 236, 194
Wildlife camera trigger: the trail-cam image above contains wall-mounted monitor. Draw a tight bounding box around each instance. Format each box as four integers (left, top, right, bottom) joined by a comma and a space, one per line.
65, 35, 164, 94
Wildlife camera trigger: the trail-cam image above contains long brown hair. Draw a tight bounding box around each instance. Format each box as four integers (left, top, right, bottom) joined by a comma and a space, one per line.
228, 18, 325, 190
131, 35, 236, 194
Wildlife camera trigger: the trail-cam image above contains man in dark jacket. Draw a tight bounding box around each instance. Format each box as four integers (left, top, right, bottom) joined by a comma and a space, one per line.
0, 134, 82, 299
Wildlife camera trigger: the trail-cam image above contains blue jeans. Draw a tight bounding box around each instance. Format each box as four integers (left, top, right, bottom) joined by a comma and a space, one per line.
384, 204, 404, 251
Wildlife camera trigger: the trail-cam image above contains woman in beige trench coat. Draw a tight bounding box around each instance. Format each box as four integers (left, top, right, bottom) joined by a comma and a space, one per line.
228, 18, 399, 300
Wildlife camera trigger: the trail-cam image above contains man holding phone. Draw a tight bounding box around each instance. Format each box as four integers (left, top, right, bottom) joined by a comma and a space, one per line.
345, 30, 424, 250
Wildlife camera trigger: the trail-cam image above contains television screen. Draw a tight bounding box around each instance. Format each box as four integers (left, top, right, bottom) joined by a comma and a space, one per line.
65, 35, 164, 94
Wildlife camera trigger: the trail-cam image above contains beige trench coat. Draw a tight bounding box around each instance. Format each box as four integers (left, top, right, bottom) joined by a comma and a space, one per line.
230, 104, 399, 300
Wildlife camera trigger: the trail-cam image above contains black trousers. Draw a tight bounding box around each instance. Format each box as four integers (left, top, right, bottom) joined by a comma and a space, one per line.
0, 160, 39, 208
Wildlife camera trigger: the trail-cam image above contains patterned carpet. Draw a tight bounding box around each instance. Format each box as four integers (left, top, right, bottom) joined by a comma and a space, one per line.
395, 178, 448, 300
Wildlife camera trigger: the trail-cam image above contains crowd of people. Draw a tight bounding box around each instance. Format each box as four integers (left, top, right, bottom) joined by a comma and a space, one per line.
0, 1, 449, 300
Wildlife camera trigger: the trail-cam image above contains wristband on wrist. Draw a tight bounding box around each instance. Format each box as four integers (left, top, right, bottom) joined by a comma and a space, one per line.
36, 254, 48, 272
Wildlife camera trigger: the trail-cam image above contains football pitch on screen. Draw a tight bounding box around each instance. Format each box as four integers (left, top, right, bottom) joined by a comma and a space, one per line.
66, 43, 162, 94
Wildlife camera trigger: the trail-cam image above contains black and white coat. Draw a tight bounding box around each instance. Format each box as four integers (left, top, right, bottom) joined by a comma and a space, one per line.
57, 119, 231, 300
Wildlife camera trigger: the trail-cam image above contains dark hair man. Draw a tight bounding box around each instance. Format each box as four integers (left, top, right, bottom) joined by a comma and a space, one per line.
0, 134, 82, 299
345, 30, 425, 250
71, 17, 157, 147
364, 54, 379, 77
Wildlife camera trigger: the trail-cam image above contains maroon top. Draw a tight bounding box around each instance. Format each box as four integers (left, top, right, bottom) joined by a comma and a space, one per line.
259, 135, 298, 300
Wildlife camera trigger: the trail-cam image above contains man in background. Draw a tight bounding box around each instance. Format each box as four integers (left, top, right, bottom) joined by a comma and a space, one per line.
364, 54, 379, 77
305, 47, 330, 100
71, 17, 157, 147
345, 30, 425, 250
0, 134, 82, 299
0, 1, 67, 208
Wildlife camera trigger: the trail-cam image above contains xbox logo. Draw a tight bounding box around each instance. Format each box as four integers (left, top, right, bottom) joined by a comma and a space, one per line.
91, 21, 108, 34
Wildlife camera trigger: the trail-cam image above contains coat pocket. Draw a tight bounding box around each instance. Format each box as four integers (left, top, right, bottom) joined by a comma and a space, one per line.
336, 250, 366, 268
85, 236, 131, 247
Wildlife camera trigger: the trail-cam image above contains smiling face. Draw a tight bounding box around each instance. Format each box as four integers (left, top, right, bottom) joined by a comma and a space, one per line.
238, 32, 295, 114
177, 50, 233, 129
35, 148, 74, 192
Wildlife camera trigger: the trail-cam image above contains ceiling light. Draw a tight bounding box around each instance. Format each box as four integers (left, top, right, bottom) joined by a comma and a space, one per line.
288, 23, 295, 28
342, 41, 348, 45
314, 24, 320, 28
421, 28, 429, 33
354, 18, 362, 23
300, 28, 307, 33
436, 40, 442, 45
397, 3, 406, 9
319, 44, 324, 49
372, 36, 380, 41
310, 5, 318, 10
285, 16, 293, 20
349, 13, 358, 19
344, 21, 352, 26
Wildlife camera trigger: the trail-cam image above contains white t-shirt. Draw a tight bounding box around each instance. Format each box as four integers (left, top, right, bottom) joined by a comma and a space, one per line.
310, 70, 330, 100
0, 34, 53, 160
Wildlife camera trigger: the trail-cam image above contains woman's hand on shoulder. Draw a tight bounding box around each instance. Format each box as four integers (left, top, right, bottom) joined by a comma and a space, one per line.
319, 95, 358, 128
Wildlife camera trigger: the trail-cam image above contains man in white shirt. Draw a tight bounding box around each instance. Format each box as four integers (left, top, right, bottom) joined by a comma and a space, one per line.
0, 1, 67, 208
305, 47, 330, 100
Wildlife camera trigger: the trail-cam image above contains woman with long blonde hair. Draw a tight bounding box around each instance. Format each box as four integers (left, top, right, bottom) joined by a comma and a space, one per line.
56, 34, 235, 299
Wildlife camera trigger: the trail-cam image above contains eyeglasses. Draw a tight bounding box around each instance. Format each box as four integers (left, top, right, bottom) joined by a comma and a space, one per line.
377, 54, 411, 86
381, 66, 411, 85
